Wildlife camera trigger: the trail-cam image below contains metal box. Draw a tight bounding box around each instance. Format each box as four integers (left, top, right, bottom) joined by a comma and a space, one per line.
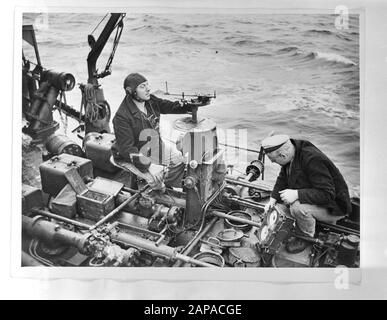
51, 183, 77, 218
22, 184, 43, 215
39, 153, 93, 197
84, 133, 118, 173
88, 177, 124, 198
76, 189, 115, 221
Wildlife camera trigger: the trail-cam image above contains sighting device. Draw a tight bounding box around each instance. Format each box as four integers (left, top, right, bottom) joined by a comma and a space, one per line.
164, 81, 216, 123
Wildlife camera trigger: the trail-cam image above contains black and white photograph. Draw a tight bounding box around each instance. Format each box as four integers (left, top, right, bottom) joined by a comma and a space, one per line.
3, 0, 387, 302
19, 9, 361, 271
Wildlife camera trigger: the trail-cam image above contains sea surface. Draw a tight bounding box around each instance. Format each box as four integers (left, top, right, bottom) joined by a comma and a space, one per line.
23, 13, 360, 194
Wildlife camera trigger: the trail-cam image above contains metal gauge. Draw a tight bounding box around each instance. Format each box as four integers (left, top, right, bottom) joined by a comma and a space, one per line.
266, 208, 279, 229
257, 224, 270, 244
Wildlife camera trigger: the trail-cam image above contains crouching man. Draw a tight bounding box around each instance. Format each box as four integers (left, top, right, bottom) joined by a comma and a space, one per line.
262, 134, 352, 253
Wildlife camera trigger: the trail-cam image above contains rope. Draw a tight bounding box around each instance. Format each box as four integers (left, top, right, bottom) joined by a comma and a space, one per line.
83, 84, 103, 122
90, 13, 109, 35
56, 91, 69, 134
23, 59, 43, 68
103, 18, 124, 74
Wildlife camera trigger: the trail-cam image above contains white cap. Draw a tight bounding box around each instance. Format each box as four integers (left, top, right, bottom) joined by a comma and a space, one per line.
261, 134, 290, 153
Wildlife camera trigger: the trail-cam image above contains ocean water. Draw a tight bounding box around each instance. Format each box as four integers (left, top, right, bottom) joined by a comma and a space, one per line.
22, 13, 360, 194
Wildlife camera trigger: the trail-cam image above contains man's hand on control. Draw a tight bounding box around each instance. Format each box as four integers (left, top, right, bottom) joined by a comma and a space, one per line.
279, 189, 299, 205
264, 197, 277, 213
144, 171, 165, 191
152, 171, 164, 185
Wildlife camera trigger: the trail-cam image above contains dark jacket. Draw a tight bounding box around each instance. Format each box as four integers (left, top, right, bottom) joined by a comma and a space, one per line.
111, 94, 190, 162
271, 139, 351, 216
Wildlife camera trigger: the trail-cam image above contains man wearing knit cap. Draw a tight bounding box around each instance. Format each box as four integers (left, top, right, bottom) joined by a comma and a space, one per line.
111, 73, 193, 189
261, 134, 351, 253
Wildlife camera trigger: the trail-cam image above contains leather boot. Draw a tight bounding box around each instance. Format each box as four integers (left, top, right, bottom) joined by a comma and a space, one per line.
285, 236, 308, 254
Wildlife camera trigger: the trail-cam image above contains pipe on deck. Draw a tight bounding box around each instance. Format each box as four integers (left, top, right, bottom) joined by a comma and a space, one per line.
173, 217, 219, 267
225, 176, 273, 192
31, 208, 91, 229
210, 210, 261, 228
22, 215, 89, 253
22, 251, 44, 266
111, 230, 217, 267
224, 193, 265, 210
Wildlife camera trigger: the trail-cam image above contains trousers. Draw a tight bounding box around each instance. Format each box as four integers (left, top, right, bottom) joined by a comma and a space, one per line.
154, 140, 185, 188
115, 140, 186, 189
276, 201, 345, 237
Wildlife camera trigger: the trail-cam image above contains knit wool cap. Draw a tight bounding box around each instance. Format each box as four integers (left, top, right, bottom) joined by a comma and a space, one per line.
123, 73, 147, 92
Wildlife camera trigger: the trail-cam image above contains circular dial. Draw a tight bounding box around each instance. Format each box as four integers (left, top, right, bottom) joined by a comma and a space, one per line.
267, 209, 278, 229
257, 224, 270, 243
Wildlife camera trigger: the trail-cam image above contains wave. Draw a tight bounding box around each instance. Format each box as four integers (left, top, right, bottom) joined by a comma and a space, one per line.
123, 16, 138, 21
232, 39, 288, 48
238, 52, 272, 57
258, 82, 359, 121
223, 35, 239, 41
233, 39, 258, 46
306, 51, 357, 66
336, 33, 353, 42
234, 19, 253, 25
130, 25, 152, 31
39, 40, 84, 49
130, 24, 173, 32
305, 29, 355, 42
166, 37, 208, 45
275, 47, 356, 66
305, 29, 333, 35
264, 95, 359, 120
38, 40, 55, 46
182, 24, 211, 28
277, 46, 299, 54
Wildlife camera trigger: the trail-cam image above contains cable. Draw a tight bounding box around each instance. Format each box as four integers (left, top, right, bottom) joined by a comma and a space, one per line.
89, 257, 105, 267
33, 241, 54, 266
102, 18, 124, 75
90, 13, 109, 35
164, 189, 177, 206
23, 59, 43, 69
181, 181, 226, 252
231, 167, 245, 175
28, 240, 54, 266
309, 235, 345, 266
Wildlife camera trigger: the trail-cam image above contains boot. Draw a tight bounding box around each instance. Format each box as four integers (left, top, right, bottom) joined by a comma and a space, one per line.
285, 236, 308, 254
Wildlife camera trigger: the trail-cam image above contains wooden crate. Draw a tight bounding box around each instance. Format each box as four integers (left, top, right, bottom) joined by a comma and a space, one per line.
77, 189, 115, 221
